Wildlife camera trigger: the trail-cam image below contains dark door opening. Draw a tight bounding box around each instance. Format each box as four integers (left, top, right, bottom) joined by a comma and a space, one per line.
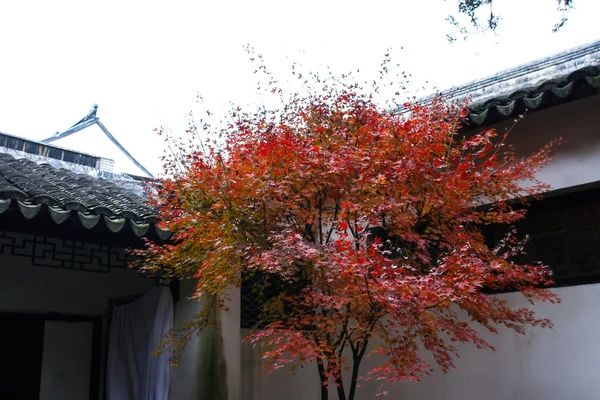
0, 313, 45, 400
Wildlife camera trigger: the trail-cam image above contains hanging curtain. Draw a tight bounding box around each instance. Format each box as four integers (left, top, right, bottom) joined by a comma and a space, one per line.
107, 286, 173, 400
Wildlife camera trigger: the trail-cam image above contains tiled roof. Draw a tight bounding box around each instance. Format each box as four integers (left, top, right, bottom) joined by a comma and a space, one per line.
465, 64, 600, 125
0, 153, 169, 239
397, 38, 600, 126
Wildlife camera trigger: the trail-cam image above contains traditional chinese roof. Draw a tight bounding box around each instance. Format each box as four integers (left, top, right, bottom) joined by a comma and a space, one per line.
41, 104, 155, 178
0, 152, 168, 240
398, 38, 600, 126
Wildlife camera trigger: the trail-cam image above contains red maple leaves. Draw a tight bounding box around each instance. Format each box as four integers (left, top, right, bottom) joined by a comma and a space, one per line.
137, 77, 560, 399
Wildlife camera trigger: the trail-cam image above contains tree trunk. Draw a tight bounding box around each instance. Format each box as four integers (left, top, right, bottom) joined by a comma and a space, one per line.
317, 358, 329, 400
348, 340, 368, 400
347, 359, 361, 400
333, 363, 347, 400
335, 375, 347, 400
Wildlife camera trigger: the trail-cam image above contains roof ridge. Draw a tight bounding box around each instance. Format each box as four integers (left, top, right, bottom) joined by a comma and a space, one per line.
395, 37, 600, 124
0, 133, 141, 182
445, 38, 600, 98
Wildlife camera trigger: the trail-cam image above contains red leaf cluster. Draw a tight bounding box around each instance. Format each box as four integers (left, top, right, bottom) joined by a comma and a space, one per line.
136, 81, 560, 398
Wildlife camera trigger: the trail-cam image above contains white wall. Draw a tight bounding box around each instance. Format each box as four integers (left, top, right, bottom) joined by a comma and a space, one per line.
490, 94, 600, 192
0, 242, 156, 399
168, 95, 600, 399
40, 321, 94, 400
239, 283, 600, 400
169, 280, 205, 400
169, 282, 242, 400
383, 283, 600, 400
222, 286, 242, 400
0, 252, 155, 315
241, 333, 319, 400
237, 96, 600, 399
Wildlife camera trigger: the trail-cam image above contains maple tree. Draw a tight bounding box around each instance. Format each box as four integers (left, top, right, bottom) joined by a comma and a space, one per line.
448, 0, 574, 41
136, 58, 561, 399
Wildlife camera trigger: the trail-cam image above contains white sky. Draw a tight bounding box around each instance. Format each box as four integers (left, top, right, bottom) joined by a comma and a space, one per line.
0, 0, 599, 176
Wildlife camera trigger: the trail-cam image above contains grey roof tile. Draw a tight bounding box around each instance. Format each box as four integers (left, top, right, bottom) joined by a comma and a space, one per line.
397, 39, 600, 126
0, 153, 163, 237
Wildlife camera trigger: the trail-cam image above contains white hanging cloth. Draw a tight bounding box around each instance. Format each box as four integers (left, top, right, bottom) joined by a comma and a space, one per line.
107, 286, 173, 400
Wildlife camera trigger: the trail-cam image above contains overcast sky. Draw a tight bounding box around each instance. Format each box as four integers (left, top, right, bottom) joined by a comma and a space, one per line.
0, 0, 599, 176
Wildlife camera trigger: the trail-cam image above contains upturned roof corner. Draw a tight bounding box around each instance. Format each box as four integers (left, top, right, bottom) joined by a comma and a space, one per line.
42, 104, 155, 178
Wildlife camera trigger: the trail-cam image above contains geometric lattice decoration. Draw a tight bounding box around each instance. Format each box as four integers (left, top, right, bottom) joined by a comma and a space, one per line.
0, 229, 129, 273
518, 202, 600, 282
485, 199, 600, 285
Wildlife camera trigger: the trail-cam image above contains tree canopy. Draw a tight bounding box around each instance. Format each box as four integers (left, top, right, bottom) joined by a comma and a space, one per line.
136, 60, 561, 399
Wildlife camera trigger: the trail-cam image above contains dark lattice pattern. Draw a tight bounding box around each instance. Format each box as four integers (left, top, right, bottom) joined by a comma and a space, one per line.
485, 188, 600, 285
240, 270, 308, 329
0, 229, 128, 272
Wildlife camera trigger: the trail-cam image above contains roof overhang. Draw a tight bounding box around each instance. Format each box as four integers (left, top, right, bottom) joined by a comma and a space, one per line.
396, 38, 600, 129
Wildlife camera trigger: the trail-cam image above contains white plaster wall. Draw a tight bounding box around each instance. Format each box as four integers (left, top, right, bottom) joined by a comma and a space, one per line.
489, 94, 600, 192
168, 95, 600, 399
234, 96, 600, 399
383, 283, 600, 400
169, 280, 204, 400
169, 279, 233, 400
222, 286, 242, 400
0, 249, 156, 399
240, 283, 600, 400
169, 282, 243, 400
39, 321, 94, 400
241, 334, 320, 400
0, 252, 155, 315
